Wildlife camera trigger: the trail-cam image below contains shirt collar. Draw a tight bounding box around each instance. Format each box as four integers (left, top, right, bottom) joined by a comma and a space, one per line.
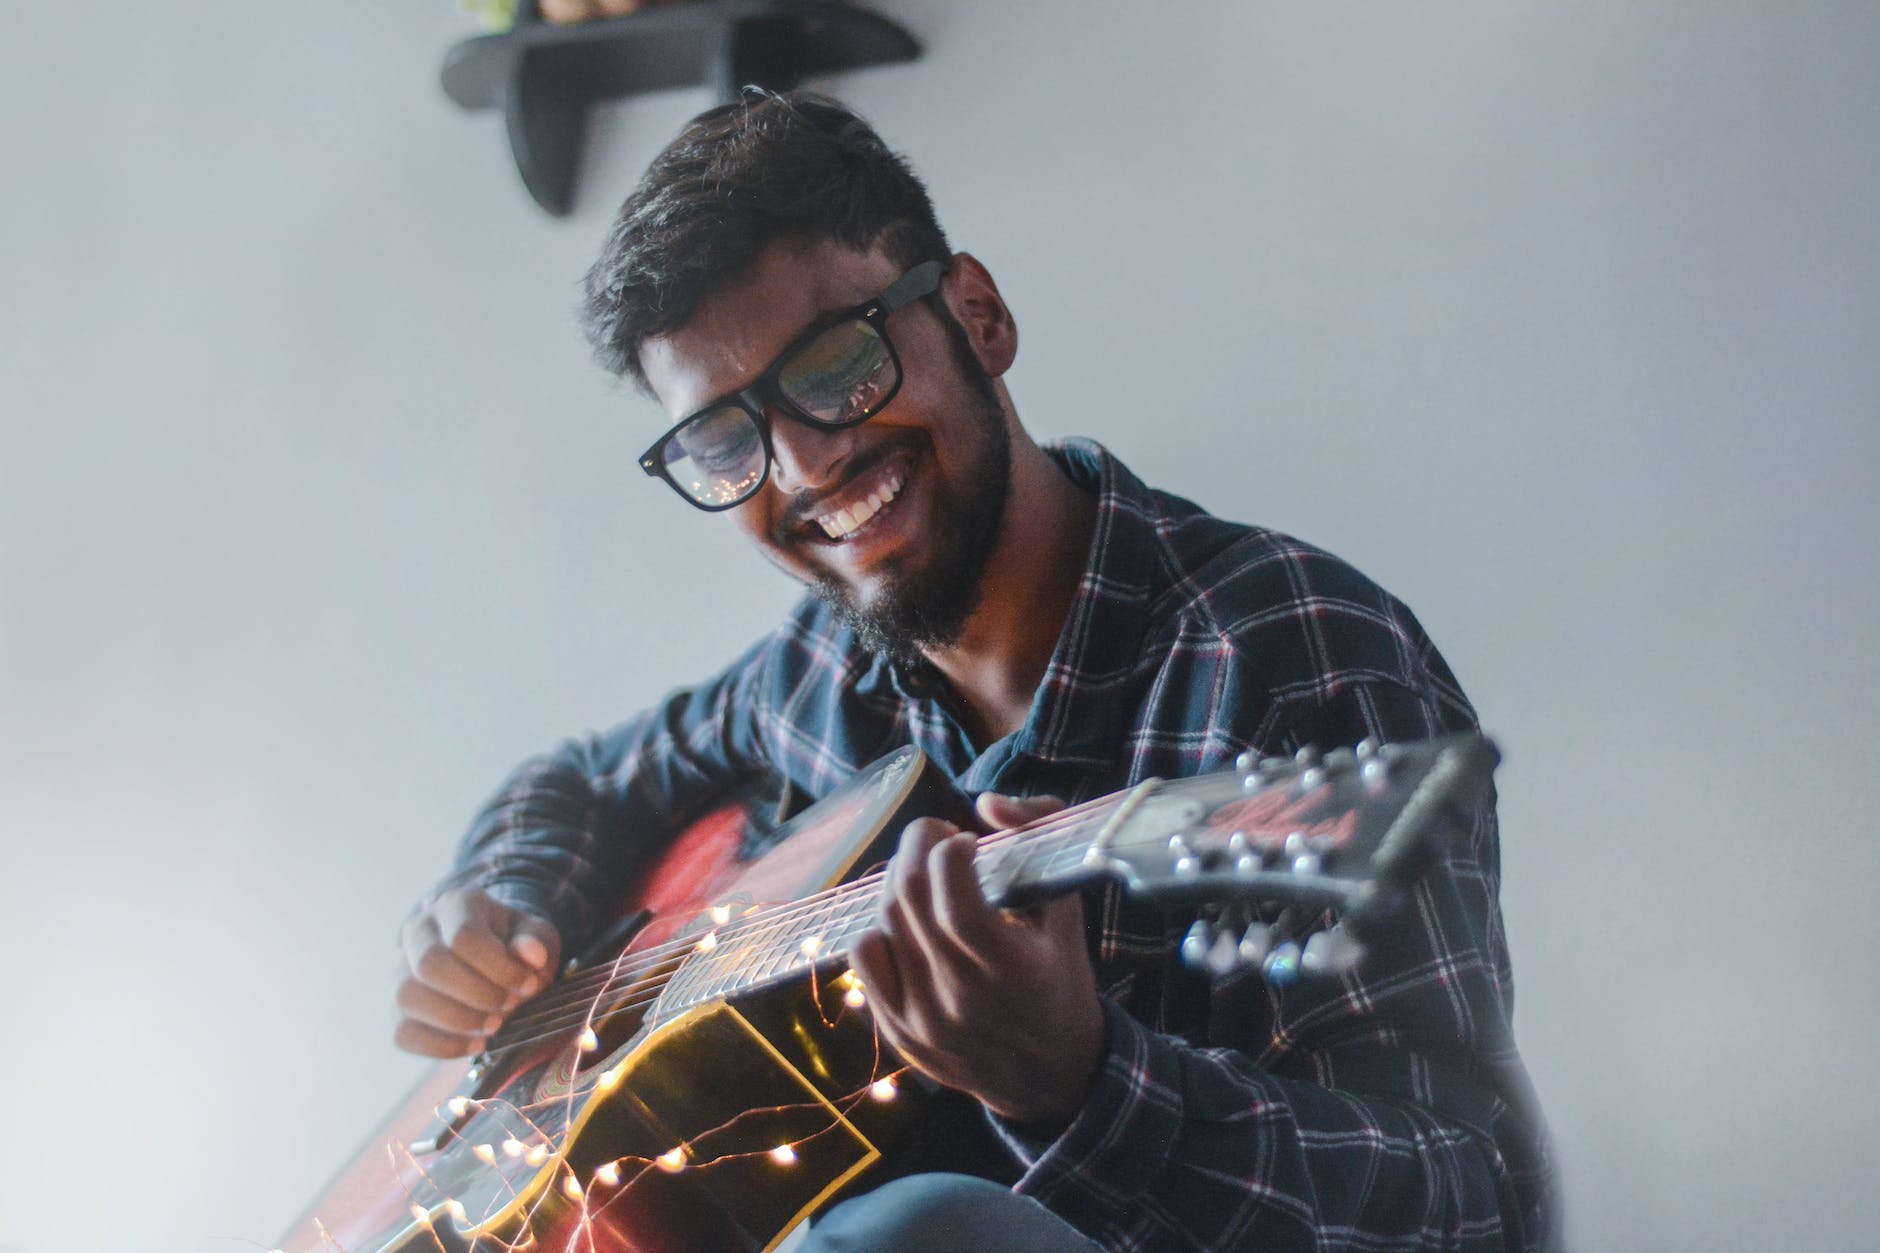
1017, 438, 1167, 772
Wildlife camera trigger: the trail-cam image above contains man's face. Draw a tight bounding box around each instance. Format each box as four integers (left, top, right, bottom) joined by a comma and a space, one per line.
639, 239, 1013, 663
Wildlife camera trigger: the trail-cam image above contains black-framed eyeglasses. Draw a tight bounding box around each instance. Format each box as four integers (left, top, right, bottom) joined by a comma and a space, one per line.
638, 260, 947, 511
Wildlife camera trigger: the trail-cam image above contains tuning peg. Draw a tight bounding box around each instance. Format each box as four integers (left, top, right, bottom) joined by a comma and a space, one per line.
1263, 940, 1303, 986
1301, 926, 1366, 975
1180, 919, 1216, 968
1294, 745, 1321, 767
1291, 851, 1323, 876
1361, 757, 1391, 795
1204, 928, 1243, 977
1237, 921, 1272, 967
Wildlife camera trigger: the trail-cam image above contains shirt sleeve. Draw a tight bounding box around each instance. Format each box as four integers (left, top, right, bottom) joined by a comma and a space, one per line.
994, 678, 1552, 1252
420, 635, 777, 952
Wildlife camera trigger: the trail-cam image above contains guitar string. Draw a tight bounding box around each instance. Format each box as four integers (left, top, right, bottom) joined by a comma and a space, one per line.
493, 791, 1119, 1026
479, 816, 1112, 1057
483, 822, 1103, 1055
487, 751, 1328, 1056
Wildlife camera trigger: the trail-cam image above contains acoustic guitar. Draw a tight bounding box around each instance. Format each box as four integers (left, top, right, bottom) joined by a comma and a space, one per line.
280, 732, 1497, 1252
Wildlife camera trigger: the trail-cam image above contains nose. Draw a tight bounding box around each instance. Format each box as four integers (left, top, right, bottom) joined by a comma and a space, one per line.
765, 410, 855, 494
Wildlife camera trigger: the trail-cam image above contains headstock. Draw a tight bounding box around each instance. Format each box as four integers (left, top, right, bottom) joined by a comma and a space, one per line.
1081, 732, 1499, 984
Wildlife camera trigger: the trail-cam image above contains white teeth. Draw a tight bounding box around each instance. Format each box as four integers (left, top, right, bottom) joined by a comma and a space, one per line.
816, 467, 904, 540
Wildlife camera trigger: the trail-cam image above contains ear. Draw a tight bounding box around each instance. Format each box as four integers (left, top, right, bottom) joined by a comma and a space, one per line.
939, 252, 1018, 378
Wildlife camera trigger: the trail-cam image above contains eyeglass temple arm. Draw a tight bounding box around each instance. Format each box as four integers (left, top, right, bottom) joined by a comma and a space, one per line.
877, 259, 947, 315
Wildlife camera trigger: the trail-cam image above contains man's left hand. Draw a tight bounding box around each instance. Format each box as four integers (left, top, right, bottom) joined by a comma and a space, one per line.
850, 793, 1106, 1133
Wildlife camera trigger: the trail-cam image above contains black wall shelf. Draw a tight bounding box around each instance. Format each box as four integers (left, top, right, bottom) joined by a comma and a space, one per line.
440, 1, 922, 216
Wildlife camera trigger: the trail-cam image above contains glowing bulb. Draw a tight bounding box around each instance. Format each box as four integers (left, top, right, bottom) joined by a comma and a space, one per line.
844, 986, 867, 1009
577, 1027, 600, 1052
595, 1162, 621, 1186
563, 1174, 584, 1200
656, 1147, 687, 1173
710, 904, 732, 925
445, 1199, 467, 1222
502, 1138, 524, 1158
695, 930, 719, 953
870, 1077, 898, 1102
408, 1204, 431, 1225
447, 1095, 472, 1117
839, 969, 863, 990
801, 936, 823, 958
472, 1143, 497, 1164
525, 1144, 551, 1166
770, 1143, 798, 1165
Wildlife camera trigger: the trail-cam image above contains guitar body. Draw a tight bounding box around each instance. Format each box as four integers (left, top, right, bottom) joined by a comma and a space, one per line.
281, 747, 980, 1253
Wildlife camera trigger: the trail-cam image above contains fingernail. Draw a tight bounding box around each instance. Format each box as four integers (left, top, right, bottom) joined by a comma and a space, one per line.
483, 1014, 502, 1033
512, 935, 549, 967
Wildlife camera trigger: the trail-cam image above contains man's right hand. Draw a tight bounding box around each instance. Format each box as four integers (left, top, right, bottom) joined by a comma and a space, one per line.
394, 887, 563, 1058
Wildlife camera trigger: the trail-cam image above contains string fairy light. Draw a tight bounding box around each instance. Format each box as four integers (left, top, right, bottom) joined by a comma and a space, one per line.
326, 794, 1130, 1253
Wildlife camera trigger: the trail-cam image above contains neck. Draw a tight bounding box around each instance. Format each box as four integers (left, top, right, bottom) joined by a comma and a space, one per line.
921, 434, 1097, 747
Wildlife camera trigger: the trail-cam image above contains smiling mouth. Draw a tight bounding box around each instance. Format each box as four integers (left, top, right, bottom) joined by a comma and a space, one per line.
813, 460, 907, 542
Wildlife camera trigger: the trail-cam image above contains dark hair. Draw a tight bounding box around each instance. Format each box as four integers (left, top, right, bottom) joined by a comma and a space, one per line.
582, 89, 951, 387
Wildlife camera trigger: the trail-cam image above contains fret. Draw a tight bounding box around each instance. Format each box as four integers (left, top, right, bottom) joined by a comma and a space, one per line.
658, 803, 1117, 1017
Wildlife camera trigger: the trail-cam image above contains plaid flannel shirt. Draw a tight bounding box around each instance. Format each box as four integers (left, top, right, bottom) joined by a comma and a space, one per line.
446, 440, 1554, 1251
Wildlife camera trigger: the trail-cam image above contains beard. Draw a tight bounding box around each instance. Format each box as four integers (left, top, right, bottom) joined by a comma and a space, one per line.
811, 317, 1012, 670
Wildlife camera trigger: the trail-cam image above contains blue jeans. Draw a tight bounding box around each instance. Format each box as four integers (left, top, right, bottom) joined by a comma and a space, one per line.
796, 1173, 1105, 1252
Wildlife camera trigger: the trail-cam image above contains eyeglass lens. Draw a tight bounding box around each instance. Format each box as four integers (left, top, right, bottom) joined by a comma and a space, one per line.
660, 316, 899, 507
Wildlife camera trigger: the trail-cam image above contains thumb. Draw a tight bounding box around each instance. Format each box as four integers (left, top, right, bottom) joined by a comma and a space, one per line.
975, 791, 1066, 831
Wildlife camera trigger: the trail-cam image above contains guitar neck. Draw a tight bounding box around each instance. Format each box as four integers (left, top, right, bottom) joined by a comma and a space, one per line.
656, 802, 1119, 1017
616, 732, 1494, 1025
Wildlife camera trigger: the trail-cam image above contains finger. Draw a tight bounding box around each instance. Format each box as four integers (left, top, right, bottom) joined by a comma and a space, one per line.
432, 893, 541, 993
886, 818, 959, 900
393, 1017, 486, 1059
974, 792, 1066, 831
507, 914, 561, 978
402, 922, 513, 1014
884, 824, 970, 976
849, 929, 903, 1016
925, 832, 1000, 964
396, 977, 505, 1037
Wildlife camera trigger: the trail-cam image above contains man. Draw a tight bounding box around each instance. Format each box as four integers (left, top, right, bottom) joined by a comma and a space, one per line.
394, 91, 1552, 1251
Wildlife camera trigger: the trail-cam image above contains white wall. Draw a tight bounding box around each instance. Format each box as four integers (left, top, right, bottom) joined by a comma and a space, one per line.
3, 3, 1875, 1250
